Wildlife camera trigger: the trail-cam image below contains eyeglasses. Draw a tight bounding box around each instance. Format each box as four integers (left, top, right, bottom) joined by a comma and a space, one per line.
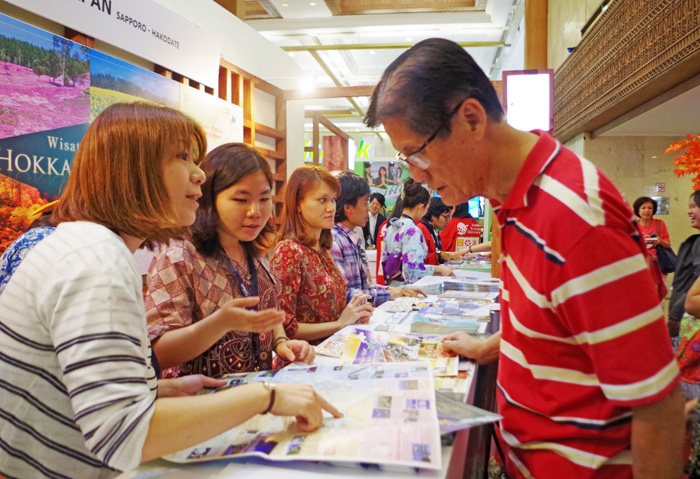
395, 100, 465, 170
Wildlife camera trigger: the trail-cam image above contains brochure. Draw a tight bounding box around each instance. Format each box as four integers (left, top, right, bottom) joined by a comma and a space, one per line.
435, 392, 502, 434
443, 278, 500, 293
338, 329, 461, 377
411, 314, 483, 334
164, 362, 442, 470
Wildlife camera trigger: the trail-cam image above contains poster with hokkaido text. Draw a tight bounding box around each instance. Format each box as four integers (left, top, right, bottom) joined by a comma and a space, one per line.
0, 13, 241, 253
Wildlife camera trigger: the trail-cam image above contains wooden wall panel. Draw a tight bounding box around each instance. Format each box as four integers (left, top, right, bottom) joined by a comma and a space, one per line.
554, 0, 700, 143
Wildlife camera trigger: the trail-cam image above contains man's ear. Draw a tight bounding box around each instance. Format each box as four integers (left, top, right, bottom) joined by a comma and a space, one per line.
460, 98, 488, 141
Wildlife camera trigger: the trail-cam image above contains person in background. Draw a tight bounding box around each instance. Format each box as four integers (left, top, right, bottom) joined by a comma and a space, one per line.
440, 202, 481, 253
0, 202, 56, 295
382, 178, 454, 285
331, 171, 425, 307
388, 164, 404, 185
272, 166, 373, 344
0, 103, 340, 479
363, 163, 374, 185
146, 143, 313, 379
366, 38, 682, 478
363, 192, 386, 249
633, 196, 671, 257
681, 274, 700, 478
669, 191, 700, 346
418, 197, 465, 265
373, 166, 388, 188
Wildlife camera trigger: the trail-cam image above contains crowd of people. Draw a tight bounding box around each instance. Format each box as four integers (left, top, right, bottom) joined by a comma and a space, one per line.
0, 36, 696, 479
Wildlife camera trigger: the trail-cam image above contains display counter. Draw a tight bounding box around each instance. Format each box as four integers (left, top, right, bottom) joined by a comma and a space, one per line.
118, 275, 500, 479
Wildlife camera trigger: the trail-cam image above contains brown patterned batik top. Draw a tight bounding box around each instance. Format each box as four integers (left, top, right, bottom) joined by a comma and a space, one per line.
145, 239, 279, 378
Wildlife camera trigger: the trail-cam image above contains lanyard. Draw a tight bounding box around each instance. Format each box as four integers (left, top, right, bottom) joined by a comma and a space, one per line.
230, 254, 261, 370
231, 255, 258, 303
423, 221, 442, 254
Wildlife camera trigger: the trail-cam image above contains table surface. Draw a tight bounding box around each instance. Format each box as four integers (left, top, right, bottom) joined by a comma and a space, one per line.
118, 272, 498, 479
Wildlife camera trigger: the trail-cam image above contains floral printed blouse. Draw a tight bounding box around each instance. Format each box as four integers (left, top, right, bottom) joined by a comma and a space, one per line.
145, 239, 277, 378
382, 217, 435, 285
271, 239, 347, 342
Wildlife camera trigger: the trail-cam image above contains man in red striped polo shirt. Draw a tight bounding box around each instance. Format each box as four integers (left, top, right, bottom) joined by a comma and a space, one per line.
366, 38, 684, 479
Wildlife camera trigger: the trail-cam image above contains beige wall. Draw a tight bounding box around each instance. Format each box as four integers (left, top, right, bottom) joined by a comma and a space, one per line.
581, 135, 695, 252
548, 0, 604, 70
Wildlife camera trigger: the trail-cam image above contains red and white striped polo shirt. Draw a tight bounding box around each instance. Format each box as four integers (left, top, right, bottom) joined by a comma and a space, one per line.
494, 131, 678, 479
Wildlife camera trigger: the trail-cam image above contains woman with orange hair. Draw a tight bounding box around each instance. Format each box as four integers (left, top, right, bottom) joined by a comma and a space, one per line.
272, 166, 373, 343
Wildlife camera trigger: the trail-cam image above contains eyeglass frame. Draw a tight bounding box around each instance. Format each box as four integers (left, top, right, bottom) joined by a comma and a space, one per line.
394, 99, 465, 170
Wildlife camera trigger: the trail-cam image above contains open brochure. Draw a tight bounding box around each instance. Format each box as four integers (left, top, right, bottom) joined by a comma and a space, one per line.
163, 362, 442, 471
337, 328, 461, 377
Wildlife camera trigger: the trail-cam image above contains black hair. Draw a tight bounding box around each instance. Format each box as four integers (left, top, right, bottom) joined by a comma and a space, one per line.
365, 38, 503, 136
632, 196, 658, 217
452, 202, 473, 219
391, 178, 430, 219
692, 191, 700, 210
369, 192, 386, 207
192, 143, 274, 258
423, 197, 451, 223
334, 171, 370, 223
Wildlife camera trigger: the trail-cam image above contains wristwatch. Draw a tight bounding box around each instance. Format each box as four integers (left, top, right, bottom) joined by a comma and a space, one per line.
262, 381, 277, 414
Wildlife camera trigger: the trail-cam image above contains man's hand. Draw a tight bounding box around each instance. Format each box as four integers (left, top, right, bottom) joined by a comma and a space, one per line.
443, 331, 500, 364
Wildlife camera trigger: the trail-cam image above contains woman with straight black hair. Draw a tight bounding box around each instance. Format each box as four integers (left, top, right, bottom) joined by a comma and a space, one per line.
146, 143, 313, 379
418, 197, 464, 265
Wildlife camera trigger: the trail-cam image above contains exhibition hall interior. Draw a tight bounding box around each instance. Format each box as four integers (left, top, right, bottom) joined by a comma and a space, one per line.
0, 0, 699, 478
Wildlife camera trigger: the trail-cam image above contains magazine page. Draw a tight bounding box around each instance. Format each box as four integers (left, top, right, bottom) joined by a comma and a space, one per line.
164, 362, 442, 471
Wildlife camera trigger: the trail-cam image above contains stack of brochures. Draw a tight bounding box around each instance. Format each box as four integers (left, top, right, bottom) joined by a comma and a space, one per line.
438, 290, 499, 301
410, 314, 482, 334
443, 278, 500, 293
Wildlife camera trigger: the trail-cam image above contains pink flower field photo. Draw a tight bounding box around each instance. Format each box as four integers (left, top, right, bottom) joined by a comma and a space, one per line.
0, 60, 90, 140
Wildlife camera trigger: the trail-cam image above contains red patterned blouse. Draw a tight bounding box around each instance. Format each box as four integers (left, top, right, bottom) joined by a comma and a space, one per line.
271, 239, 347, 342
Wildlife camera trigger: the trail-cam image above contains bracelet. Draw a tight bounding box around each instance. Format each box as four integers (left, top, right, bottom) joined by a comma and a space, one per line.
262, 381, 276, 414
272, 336, 290, 352
469, 245, 473, 254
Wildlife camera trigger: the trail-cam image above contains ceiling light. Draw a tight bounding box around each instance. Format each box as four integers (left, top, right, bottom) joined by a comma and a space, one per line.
288, 52, 295, 57
369, 50, 375, 55
406, 37, 413, 42
309, 2, 317, 5
300, 76, 315, 93
281, 2, 289, 6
